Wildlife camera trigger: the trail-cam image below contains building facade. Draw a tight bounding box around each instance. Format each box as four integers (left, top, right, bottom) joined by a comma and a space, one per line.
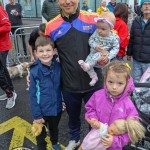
2, 0, 140, 18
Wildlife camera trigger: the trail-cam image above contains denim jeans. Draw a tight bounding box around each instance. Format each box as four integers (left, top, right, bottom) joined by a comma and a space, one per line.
62, 88, 101, 142
133, 59, 150, 83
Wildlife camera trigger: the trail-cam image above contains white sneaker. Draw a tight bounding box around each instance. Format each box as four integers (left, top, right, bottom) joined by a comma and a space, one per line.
0, 93, 8, 100
6, 92, 17, 109
65, 140, 80, 150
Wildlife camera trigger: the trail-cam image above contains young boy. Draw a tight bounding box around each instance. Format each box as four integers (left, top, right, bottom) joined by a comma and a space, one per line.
29, 36, 62, 150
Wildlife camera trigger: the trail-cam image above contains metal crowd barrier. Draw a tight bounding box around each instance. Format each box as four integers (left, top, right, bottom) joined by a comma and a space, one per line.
7, 25, 39, 66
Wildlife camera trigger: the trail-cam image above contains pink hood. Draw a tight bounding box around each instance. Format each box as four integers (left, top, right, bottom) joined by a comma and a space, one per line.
85, 77, 138, 150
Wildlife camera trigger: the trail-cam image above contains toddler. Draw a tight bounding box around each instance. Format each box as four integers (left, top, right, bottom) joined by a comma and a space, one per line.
81, 60, 141, 150
78, 12, 119, 86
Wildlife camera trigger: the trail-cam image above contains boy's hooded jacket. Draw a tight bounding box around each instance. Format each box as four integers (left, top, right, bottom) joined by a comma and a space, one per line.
29, 57, 62, 119
85, 77, 138, 150
0, 6, 12, 51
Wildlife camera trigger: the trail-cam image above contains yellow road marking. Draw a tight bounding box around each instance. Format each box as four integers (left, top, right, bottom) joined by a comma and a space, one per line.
0, 116, 65, 150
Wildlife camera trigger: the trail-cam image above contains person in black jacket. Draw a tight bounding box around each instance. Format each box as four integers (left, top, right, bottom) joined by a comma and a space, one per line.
6, 0, 27, 56
45, 0, 105, 150
28, 23, 46, 62
42, 0, 60, 22
127, 0, 150, 83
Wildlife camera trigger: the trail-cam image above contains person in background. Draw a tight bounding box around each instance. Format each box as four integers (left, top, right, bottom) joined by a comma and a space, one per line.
28, 23, 46, 62
45, 0, 104, 149
42, 0, 60, 22
134, 2, 142, 16
82, 1, 89, 11
29, 36, 62, 150
128, 4, 137, 30
113, 3, 129, 60
0, 3, 17, 109
107, 0, 117, 12
127, 0, 150, 83
97, 0, 109, 15
6, 0, 27, 57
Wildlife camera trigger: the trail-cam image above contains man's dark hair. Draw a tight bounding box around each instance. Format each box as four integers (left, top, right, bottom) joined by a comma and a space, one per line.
39, 23, 46, 33
113, 3, 128, 24
35, 36, 54, 50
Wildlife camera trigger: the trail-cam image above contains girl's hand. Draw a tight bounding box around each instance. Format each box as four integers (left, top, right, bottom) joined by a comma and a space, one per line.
34, 118, 45, 124
101, 134, 113, 148
86, 118, 101, 129
95, 45, 102, 52
90, 118, 101, 129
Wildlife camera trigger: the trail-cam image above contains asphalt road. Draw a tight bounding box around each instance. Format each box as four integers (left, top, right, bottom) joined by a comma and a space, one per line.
0, 76, 89, 150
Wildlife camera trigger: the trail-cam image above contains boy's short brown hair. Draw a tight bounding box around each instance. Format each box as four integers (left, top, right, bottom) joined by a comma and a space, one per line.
35, 36, 55, 50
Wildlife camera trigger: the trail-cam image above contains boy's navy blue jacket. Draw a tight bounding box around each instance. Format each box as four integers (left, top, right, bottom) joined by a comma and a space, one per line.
29, 57, 62, 120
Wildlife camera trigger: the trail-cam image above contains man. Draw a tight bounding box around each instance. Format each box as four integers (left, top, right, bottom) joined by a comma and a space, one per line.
107, 0, 116, 12
28, 23, 46, 62
6, 0, 27, 56
0, 3, 17, 109
42, 0, 60, 22
45, 0, 104, 149
127, 0, 150, 83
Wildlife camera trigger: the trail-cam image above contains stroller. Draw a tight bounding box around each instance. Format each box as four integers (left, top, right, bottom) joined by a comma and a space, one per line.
123, 67, 150, 150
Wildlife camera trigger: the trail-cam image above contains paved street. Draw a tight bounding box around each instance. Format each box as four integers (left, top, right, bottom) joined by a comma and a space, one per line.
0, 76, 89, 150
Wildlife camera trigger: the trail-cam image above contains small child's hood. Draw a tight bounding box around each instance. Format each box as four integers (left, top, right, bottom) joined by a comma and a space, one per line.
104, 76, 135, 102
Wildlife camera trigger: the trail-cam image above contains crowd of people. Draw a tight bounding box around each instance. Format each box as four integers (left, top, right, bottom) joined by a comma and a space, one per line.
0, 0, 150, 150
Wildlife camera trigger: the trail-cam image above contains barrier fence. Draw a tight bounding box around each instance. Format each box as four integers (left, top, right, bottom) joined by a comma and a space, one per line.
8, 25, 39, 66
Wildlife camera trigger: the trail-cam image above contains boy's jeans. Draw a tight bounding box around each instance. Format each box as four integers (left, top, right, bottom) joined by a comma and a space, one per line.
133, 59, 150, 83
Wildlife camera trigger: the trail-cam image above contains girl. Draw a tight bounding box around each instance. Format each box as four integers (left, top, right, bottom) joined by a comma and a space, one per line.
82, 60, 140, 149
114, 3, 129, 60
79, 117, 145, 150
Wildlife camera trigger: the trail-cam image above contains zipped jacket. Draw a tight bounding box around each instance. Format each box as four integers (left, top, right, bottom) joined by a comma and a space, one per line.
42, 0, 60, 22
45, 9, 103, 93
114, 17, 129, 57
0, 6, 12, 51
85, 77, 138, 150
96, 6, 110, 15
29, 58, 62, 119
127, 16, 150, 63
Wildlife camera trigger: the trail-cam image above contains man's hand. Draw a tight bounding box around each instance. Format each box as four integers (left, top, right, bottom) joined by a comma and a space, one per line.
127, 55, 132, 61
95, 45, 102, 52
98, 55, 109, 65
101, 134, 113, 148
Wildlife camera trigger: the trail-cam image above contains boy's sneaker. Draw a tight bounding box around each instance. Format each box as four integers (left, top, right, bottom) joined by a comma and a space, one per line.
6, 92, 17, 109
52, 144, 61, 150
0, 93, 8, 100
65, 140, 80, 150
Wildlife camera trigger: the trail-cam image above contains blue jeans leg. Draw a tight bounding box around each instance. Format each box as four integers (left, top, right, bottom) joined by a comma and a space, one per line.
62, 89, 100, 142
133, 59, 150, 83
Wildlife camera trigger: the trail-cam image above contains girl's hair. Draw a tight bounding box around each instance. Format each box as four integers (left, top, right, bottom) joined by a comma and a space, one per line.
104, 60, 131, 82
35, 36, 54, 50
113, 3, 128, 23
113, 117, 145, 144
